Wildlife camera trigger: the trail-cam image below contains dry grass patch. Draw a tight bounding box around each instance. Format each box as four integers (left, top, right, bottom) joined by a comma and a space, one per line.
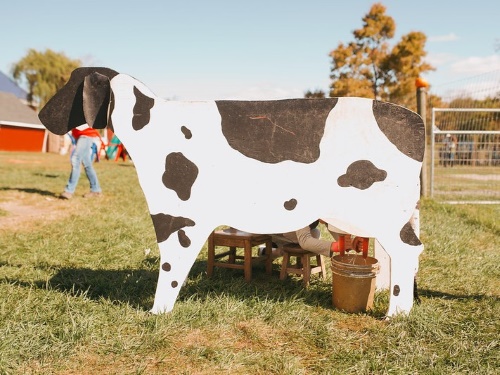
0, 190, 76, 231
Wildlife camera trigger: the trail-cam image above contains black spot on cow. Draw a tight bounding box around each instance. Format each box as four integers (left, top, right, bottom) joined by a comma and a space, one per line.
400, 221, 422, 246
216, 98, 338, 164
178, 229, 191, 248
150, 213, 196, 244
393, 285, 400, 296
337, 160, 387, 190
181, 126, 192, 139
373, 100, 425, 162
162, 152, 199, 201
284, 198, 297, 211
132, 86, 154, 130
162, 262, 171, 272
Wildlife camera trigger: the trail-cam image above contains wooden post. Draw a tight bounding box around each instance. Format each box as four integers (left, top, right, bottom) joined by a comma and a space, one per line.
416, 77, 429, 197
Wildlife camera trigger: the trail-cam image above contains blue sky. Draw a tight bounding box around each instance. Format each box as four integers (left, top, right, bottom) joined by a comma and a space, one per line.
1, 0, 499, 100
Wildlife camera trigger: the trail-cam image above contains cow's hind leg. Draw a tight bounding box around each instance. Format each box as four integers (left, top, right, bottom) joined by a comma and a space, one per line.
378, 230, 424, 317
150, 232, 208, 314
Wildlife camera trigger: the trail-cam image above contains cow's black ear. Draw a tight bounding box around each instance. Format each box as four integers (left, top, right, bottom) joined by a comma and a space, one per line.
38, 67, 118, 135
83, 72, 111, 129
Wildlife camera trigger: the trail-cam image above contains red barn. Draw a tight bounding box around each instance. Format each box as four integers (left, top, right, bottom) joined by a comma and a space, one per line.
0, 91, 46, 152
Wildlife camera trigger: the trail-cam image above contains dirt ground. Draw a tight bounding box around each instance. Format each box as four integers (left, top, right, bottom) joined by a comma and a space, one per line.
0, 190, 74, 232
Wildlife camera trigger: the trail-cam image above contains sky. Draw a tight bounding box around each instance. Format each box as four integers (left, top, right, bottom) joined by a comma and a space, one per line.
1, 0, 499, 101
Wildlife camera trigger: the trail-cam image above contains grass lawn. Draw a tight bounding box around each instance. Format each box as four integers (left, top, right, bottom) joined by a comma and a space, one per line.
0, 151, 499, 374
431, 164, 500, 202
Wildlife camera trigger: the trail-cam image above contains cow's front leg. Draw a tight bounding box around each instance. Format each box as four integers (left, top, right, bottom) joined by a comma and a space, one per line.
385, 249, 421, 317
150, 231, 209, 314
378, 235, 424, 317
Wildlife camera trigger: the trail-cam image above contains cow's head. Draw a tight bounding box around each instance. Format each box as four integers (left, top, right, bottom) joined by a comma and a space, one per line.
38, 67, 119, 135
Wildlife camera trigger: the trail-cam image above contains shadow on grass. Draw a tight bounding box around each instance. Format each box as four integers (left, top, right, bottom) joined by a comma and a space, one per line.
418, 288, 499, 302
7, 259, 493, 316
33, 173, 60, 178
40, 260, 337, 313
1, 259, 338, 313
183, 260, 339, 309
0, 187, 59, 198
46, 266, 158, 309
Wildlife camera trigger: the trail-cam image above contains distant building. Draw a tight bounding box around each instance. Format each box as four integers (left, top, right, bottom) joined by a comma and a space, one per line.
0, 70, 28, 102
0, 70, 49, 152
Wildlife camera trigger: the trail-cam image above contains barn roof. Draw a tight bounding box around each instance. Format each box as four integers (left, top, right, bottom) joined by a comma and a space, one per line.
0, 91, 43, 128
0, 70, 28, 101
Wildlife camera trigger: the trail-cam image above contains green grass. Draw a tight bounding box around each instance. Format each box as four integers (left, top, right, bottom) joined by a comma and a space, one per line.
0, 151, 499, 374
431, 163, 500, 201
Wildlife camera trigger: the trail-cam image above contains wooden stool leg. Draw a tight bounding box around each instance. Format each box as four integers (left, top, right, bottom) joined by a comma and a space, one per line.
228, 246, 236, 263
302, 254, 311, 287
243, 239, 252, 282
280, 251, 290, 280
317, 255, 326, 280
207, 232, 215, 277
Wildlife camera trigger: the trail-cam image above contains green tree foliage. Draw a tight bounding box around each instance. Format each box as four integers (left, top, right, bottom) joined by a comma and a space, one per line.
329, 3, 434, 107
12, 49, 81, 108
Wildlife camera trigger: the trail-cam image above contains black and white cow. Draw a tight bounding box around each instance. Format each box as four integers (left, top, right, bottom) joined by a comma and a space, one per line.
39, 67, 425, 317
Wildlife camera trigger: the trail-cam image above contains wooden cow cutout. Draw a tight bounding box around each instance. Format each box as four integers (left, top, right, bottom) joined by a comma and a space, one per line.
39, 67, 425, 317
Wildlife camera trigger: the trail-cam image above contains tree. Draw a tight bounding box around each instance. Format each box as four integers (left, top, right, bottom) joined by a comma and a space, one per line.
383, 31, 434, 108
329, 3, 434, 106
12, 49, 81, 108
304, 89, 326, 98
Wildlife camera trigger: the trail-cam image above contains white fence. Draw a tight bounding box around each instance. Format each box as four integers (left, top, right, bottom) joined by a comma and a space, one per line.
430, 108, 500, 203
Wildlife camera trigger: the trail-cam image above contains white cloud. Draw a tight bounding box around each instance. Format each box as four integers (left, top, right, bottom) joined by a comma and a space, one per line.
428, 33, 459, 42
451, 55, 500, 74
438, 79, 499, 101
428, 56, 500, 100
426, 52, 456, 67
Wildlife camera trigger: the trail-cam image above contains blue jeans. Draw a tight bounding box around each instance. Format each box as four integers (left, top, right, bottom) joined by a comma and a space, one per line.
65, 136, 101, 194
